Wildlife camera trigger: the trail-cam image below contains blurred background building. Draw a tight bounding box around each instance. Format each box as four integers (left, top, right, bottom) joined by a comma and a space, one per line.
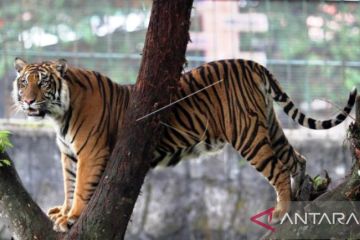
0, 1, 359, 239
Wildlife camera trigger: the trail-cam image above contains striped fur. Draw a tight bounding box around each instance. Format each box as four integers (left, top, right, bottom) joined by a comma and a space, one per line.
12, 58, 356, 231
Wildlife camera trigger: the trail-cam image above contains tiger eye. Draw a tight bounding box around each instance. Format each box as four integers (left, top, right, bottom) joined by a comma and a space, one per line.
20, 78, 27, 86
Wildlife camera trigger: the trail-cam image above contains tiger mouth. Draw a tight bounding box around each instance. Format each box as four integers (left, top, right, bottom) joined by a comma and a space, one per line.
27, 108, 46, 117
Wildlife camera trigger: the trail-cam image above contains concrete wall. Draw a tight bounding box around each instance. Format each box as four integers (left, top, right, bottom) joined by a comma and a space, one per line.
0, 123, 353, 239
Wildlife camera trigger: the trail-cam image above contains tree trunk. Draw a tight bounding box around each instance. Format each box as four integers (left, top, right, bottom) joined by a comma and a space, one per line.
67, 1, 193, 237
0, 0, 193, 239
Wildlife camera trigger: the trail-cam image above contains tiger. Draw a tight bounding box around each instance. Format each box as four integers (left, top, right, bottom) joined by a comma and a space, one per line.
12, 57, 356, 232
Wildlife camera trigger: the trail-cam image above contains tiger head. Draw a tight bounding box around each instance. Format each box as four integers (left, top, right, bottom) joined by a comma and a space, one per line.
12, 58, 70, 119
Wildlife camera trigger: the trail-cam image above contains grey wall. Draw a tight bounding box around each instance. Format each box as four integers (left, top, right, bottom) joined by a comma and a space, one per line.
0, 124, 353, 239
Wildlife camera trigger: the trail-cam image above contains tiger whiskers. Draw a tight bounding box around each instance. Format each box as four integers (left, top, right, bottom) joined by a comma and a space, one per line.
9, 103, 22, 115
33, 100, 46, 106
48, 100, 62, 107
136, 79, 224, 121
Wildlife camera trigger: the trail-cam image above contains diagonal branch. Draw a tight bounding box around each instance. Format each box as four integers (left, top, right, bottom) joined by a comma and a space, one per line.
0, 151, 63, 239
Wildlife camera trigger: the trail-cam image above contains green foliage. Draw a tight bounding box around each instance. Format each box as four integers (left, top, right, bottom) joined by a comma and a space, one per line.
242, 1, 360, 104
345, 68, 360, 91
0, 131, 13, 153
0, 131, 13, 168
312, 175, 330, 192
0, 159, 11, 167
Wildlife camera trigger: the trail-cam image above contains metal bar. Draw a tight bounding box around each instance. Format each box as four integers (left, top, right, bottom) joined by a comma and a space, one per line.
303, 0, 310, 110
265, 0, 272, 57
3, 49, 360, 68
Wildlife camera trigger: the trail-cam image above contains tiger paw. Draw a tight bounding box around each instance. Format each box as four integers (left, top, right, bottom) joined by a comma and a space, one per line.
272, 201, 290, 223
53, 214, 79, 232
48, 205, 69, 222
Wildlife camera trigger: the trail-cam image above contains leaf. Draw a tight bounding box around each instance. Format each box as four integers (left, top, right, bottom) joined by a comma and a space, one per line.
0, 131, 13, 153
312, 175, 330, 192
0, 159, 11, 166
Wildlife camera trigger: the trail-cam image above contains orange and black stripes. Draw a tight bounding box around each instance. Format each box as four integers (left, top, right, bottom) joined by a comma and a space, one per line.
154, 59, 355, 168
153, 59, 355, 218
13, 57, 356, 231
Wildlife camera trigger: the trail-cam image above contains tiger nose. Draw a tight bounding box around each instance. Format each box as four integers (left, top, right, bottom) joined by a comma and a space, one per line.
24, 98, 35, 105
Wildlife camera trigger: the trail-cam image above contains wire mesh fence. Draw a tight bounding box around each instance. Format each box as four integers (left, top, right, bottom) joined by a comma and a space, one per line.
0, 0, 359, 129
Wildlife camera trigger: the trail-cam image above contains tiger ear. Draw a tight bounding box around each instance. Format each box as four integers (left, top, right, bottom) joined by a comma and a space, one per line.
14, 57, 27, 74
53, 59, 68, 76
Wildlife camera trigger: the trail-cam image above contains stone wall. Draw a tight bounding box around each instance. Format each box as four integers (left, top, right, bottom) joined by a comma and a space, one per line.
0, 122, 352, 239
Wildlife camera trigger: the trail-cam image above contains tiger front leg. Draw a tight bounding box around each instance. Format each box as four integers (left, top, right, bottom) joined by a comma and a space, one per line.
53, 149, 107, 232
53, 162, 87, 232
48, 153, 75, 223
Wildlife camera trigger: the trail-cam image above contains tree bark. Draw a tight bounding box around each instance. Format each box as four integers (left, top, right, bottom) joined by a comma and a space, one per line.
0, 0, 193, 239
0, 152, 63, 240
66, 0, 193, 239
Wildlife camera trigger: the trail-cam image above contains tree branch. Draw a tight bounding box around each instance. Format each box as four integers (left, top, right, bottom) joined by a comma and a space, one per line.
0, 151, 63, 240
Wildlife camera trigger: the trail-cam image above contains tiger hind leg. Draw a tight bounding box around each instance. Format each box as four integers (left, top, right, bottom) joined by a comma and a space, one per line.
267, 116, 306, 198
271, 136, 306, 198
289, 151, 306, 197
240, 134, 291, 220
